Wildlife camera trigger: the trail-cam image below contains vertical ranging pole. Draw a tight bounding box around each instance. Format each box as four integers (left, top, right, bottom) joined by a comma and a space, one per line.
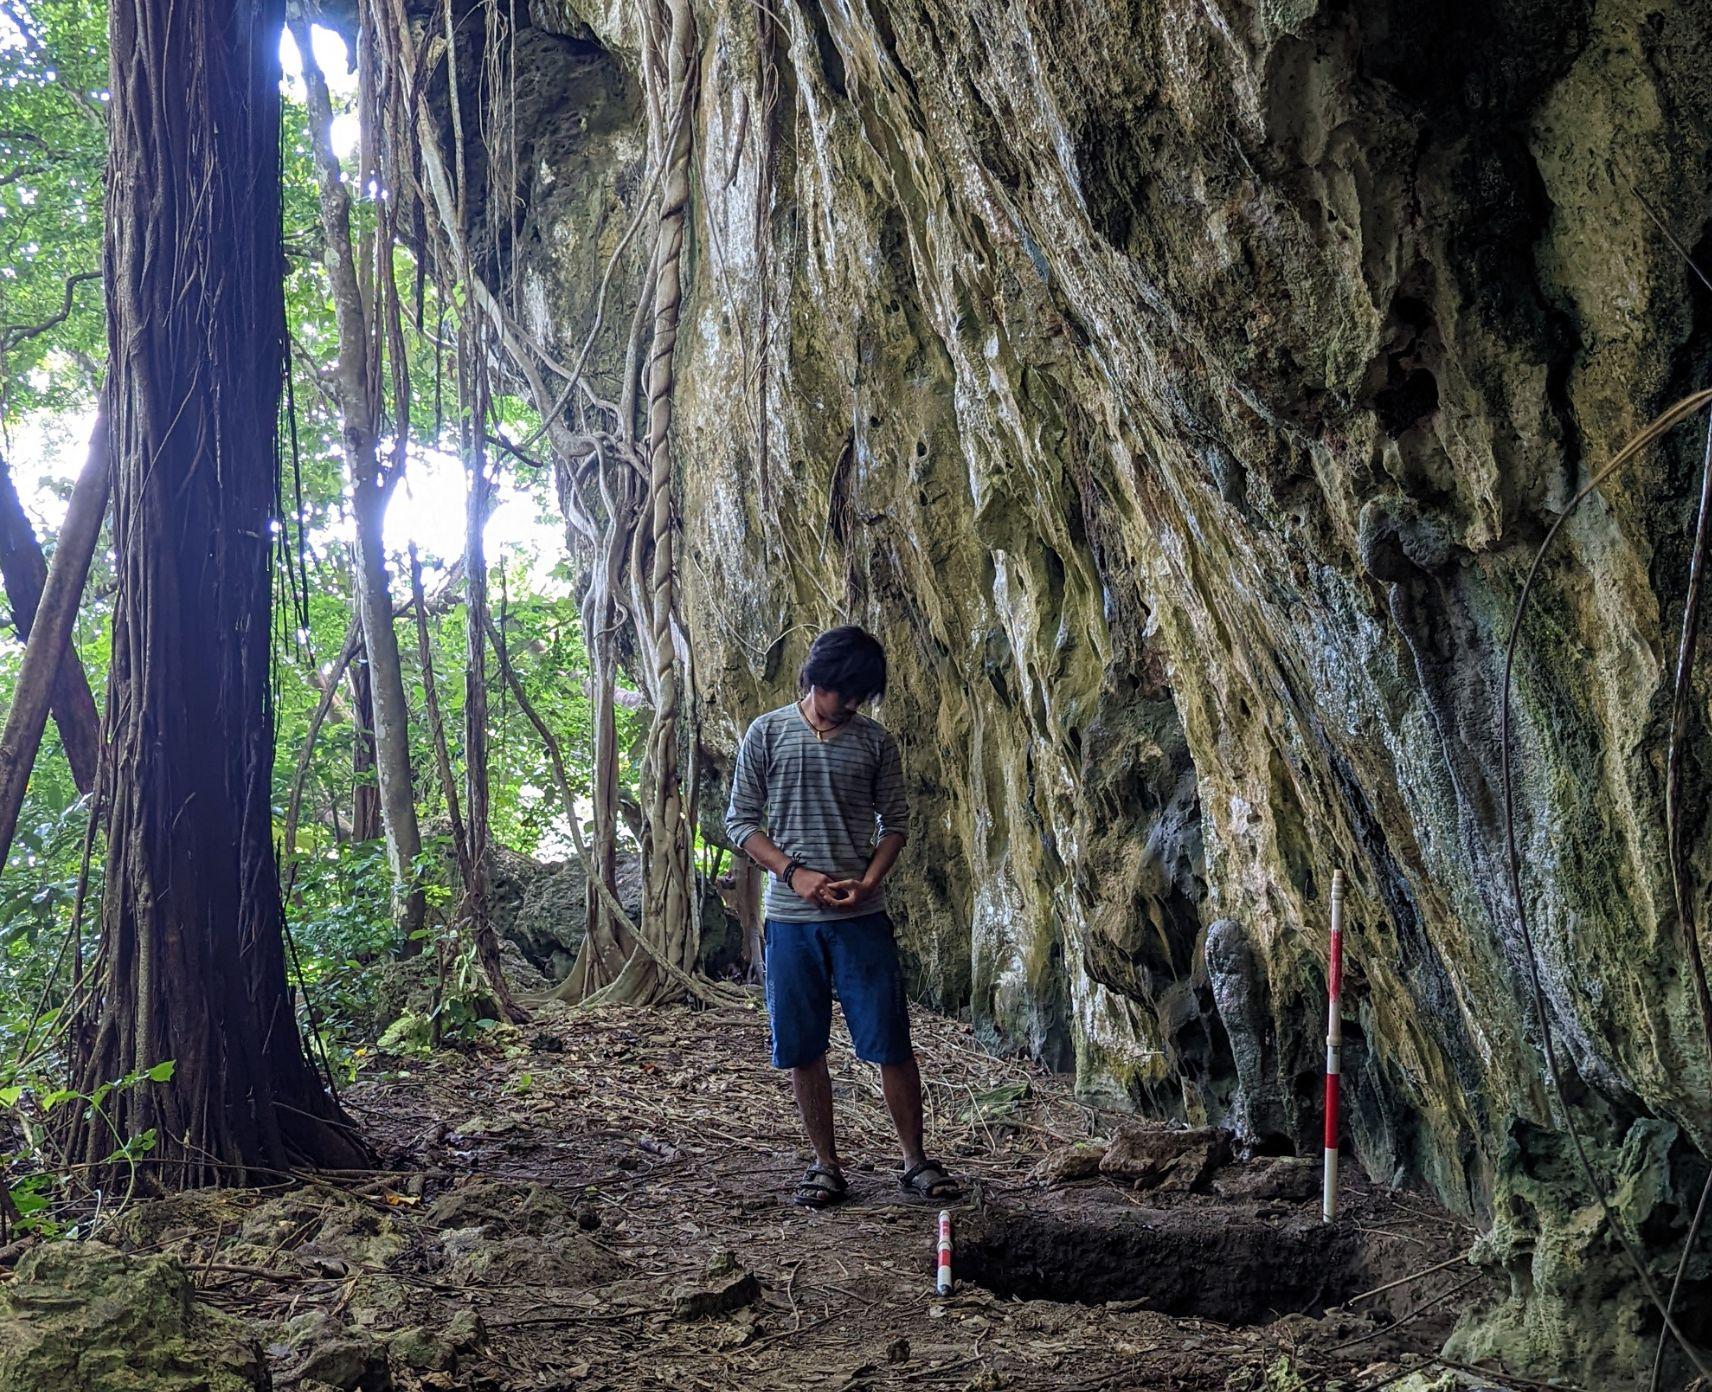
937, 1209, 953, 1295
1323, 868, 1346, 1223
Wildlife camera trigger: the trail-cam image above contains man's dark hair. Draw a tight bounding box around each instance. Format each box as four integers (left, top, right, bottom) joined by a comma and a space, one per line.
799, 625, 888, 703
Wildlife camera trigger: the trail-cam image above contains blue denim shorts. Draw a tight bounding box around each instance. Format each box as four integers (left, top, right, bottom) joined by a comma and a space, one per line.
764, 912, 913, 1069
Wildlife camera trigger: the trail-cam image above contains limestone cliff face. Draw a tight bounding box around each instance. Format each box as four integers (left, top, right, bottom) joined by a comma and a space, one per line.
491, 0, 1712, 1373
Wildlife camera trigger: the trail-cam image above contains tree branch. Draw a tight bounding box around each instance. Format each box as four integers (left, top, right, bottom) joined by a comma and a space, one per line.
0, 453, 102, 793
0, 419, 108, 871
0, 271, 100, 353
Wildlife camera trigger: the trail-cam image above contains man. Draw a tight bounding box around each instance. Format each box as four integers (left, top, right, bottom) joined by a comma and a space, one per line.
726, 625, 961, 1208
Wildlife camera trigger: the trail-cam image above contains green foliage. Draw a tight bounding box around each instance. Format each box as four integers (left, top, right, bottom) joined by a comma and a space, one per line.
0, 0, 114, 1073
0, 793, 92, 1029
373, 940, 503, 1058
1, 1059, 174, 1236
0, 0, 107, 423
480, 579, 617, 855
288, 837, 398, 1029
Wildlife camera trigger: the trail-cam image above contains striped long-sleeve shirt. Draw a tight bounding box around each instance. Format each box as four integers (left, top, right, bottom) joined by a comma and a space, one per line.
724, 703, 909, 922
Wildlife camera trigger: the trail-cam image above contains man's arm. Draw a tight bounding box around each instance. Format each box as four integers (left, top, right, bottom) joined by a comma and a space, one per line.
825, 729, 908, 908
724, 722, 768, 852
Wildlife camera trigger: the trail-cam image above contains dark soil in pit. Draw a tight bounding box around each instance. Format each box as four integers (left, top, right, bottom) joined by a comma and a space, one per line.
959, 1204, 1363, 1323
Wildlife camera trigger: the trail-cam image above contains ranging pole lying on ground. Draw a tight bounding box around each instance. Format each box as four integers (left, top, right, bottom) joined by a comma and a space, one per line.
937, 1209, 953, 1295
1323, 868, 1345, 1224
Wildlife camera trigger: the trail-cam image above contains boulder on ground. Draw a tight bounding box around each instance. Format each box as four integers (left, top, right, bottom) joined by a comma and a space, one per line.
388, 1324, 457, 1373
1099, 1125, 1230, 1192
671, 1251, 761, 1321
1033, 1142, 1108, 1184
488, 846, 638, 981
271, 1309, 393, 1391
235, 1189, 406, 1269
447, 1231, 628, 1291
107, 1189, 253, 1252
443, 1307, 484, 1352
294, 1334, 392, 1391
428, 1182, 626, 1290
0, 1241, 267, 1392
1213, 1155, 1320, 1202
487, 842, 739, 981
426, 1177, 574, 1234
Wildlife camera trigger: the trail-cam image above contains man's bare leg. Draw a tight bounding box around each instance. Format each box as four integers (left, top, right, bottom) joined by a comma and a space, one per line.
879, 1055, 927, 1168
792, 1053, 841, 1172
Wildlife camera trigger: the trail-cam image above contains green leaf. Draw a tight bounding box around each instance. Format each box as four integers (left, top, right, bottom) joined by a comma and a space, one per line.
145, 1060, 175, 1083
11, 1182, 49, 1218
39, 1088, 79, 1110
0, 1086, 23, 1107
99, 1127, 156, 1164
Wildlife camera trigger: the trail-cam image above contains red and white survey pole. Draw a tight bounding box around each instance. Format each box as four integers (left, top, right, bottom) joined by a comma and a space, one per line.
936, 1209, 953, 1295
1323, 868, 1345, 1224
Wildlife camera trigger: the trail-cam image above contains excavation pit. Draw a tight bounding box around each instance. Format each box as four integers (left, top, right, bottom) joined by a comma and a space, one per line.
956, 1203, 1365, 1326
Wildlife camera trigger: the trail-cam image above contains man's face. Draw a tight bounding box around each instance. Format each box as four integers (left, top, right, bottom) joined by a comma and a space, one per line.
809, 686, 862, 725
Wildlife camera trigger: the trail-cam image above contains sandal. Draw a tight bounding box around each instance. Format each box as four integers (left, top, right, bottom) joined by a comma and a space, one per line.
899, 1158, 961, 1202
793, 1164, 849, 1208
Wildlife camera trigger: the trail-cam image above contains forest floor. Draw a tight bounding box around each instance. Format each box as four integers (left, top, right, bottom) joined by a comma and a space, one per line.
42, 998, 1519, 1392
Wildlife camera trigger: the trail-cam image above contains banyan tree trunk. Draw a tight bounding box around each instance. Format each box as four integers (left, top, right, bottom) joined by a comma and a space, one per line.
61, 0, 369, 1186
556, 464, 639, 1002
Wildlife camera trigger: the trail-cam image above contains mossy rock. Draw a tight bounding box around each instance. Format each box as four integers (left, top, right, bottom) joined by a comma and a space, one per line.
232, 1189, 406, 1270
386, 1324, 457, 1373
106, 1189, 254, 1254
445, 1232, 628, 1291
0, 1241, 267, 1392
267, 1310, 392, 1390
425, 1177, 574, 1234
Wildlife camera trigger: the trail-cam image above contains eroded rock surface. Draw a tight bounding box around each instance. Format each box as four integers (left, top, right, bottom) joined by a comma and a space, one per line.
450, 0, 1712, 1375
0, 1242, 268, 1392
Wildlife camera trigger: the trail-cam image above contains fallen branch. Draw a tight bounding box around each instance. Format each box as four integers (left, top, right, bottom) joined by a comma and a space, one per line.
1322, 1272, 1485, 1355
1337, 1249, 1472, 1307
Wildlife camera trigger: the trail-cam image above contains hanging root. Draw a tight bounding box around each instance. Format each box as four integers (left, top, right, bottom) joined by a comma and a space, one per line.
360, 0, 729, 1009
